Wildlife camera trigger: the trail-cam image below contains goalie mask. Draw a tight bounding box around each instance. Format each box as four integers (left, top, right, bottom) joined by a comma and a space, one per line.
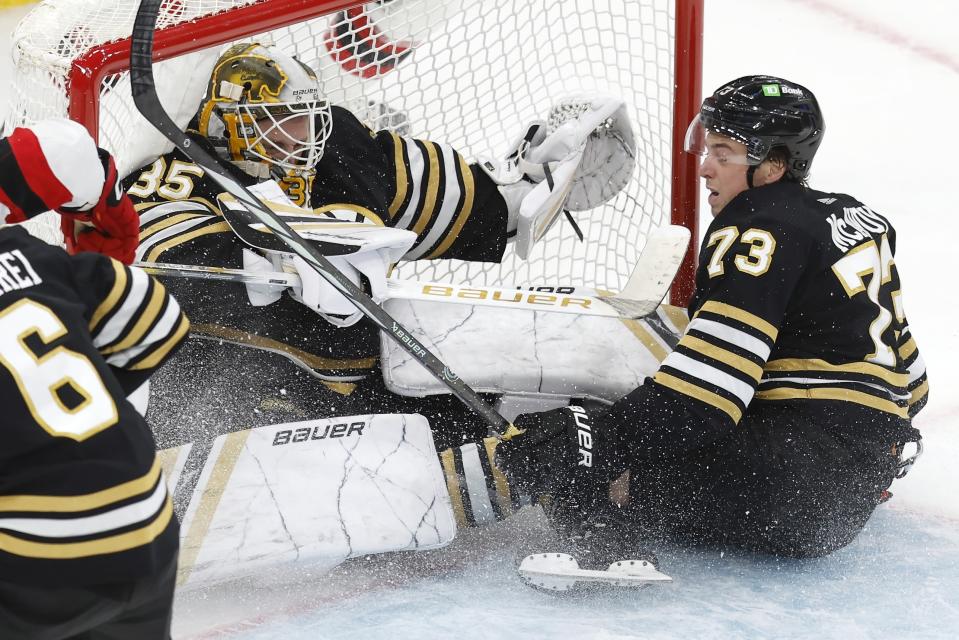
197, 43, 333, 204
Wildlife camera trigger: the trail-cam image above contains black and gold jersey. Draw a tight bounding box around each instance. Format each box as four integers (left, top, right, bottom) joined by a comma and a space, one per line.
124, 105, 508, 380
126, 105, 507, 263
0, 227, 188, 586
602, 181, 926, 458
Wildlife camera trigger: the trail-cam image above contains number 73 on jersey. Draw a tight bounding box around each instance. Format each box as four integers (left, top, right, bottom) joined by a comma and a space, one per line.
706, 226, 903, 368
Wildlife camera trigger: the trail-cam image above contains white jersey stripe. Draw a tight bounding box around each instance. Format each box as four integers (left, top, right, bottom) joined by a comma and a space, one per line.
662, 351, 756, 406
687, 317, 772, 361
106, 294, 183, 368
134, 216, 213, 262
404, 143, 463, 260
392, 140, 425, 232
138, 200, 215, 225
92, 266, 151, 348
759, 376, 911, 401
0, 476, 167, 538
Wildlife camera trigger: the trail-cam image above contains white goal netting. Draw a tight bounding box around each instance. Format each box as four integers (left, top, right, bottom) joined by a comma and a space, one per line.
4, 0, 699, 291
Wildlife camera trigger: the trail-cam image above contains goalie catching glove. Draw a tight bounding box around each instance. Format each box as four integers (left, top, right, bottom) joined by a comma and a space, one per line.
482, 94, 635, 259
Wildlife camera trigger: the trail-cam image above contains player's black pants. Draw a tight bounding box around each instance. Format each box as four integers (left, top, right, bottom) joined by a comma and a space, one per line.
626, 400, 920, 558
0, 556, 176, 640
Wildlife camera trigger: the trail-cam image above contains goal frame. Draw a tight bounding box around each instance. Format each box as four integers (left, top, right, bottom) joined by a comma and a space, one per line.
64, 0, 703, 305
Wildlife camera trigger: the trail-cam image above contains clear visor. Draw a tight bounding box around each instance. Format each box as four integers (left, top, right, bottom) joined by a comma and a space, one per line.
237, 99, 333, 171
683, 114, 761, 166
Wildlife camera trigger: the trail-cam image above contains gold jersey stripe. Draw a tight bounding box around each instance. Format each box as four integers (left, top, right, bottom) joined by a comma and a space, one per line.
139, 213, 210, 241
483, 437, 513, 518
425, 155, 475, 259
0, 458, 162, 513
101, 279, 168, 355
621, 319, 669, 363
654, 371, 743, 423
190, 323, 377, 370
899, 336, 918, 359
764, 357, 909, 387
439, 448, 467, 529
0, 497, 173, 559
909, 379, 929, 406
311, 203, 384, 226
680, 334, 764, 382
89, 259, 127, 330
177, 429, 250, 586
660, 304, 690, 333
697, 301, 778, 341
388, 131, 408, 219
144, 222, 232, 263
133, 196, 220, 215
755, 387, 908, 418
321, 381, 357, 396
411, 141, 441, 236
129, 313, 190, 371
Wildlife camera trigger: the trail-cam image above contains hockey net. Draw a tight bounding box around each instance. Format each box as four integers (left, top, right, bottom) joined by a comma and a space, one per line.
4, 0, 701, 300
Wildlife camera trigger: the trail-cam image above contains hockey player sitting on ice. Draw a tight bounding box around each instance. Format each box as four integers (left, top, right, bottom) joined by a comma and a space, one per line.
0, 119, 189, 639
125, 42, 636, 450
487, 75, 929, 568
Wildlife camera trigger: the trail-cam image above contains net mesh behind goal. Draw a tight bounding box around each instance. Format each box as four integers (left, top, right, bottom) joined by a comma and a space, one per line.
4, 0, 701, 295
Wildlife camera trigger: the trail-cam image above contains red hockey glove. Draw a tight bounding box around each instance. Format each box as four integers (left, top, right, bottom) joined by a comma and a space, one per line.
59, 149, 139, 264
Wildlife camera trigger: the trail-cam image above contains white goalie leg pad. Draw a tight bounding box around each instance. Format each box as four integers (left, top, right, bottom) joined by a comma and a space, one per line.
176, 413, 455, 589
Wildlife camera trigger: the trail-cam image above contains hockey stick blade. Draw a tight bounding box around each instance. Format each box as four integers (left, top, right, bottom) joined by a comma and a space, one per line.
130, 0, 510, 436
518, 553, 672, 592
603, 224, 691, 318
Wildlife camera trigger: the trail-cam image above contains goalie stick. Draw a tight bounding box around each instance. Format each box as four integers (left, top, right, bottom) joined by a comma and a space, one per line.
134, 225, 690, 321
130, 0, 511, 435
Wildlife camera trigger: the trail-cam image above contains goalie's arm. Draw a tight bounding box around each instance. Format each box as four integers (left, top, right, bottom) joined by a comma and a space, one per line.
364, 95, 635, 263
369, 124, 509, 263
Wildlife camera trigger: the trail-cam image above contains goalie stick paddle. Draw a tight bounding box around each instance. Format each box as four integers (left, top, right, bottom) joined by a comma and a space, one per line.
129, 0, 510, 436
134, 224, 690, 321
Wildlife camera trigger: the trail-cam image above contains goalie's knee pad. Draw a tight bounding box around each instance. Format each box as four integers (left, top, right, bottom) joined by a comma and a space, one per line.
482, 95, 636, 259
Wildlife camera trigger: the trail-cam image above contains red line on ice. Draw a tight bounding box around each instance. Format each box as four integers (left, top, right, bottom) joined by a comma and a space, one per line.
792, 0, 959, 75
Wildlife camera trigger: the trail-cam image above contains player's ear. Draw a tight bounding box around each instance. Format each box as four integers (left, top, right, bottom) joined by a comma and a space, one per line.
756, 156, 787, 185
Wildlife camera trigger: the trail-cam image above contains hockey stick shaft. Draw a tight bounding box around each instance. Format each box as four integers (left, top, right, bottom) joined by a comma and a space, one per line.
130, 0, 510, 435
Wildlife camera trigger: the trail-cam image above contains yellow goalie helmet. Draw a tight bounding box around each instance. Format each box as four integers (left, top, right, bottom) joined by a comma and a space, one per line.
197, 43, 333, 203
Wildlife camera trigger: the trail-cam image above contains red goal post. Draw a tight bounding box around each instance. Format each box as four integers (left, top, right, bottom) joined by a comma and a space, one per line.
7, 0, 702, 305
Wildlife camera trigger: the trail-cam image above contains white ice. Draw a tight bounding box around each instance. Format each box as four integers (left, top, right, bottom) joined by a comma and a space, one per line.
1, 0, 956, 637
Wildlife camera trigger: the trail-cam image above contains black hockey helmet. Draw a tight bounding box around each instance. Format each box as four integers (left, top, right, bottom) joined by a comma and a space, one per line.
685, 75, 825, 180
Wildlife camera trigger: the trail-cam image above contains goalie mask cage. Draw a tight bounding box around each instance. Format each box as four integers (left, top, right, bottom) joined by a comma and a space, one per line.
4, 0, 703, 305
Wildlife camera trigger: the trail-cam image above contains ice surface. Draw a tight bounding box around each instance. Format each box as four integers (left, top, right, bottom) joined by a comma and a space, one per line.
1, 0, 956, 637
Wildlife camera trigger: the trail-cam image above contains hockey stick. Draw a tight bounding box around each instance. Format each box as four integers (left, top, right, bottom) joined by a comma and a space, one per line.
130, 0, 510, 435
135, 225, 689, 321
